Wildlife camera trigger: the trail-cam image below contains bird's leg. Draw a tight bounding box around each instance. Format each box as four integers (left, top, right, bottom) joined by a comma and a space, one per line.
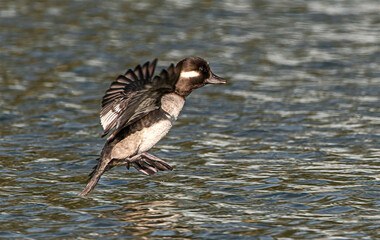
125, 152, 173, 176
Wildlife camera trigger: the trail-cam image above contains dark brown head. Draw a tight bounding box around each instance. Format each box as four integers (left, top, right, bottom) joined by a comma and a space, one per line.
174, 57, 226, 97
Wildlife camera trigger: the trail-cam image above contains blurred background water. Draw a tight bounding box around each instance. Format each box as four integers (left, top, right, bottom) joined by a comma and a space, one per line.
0, 0, 379, 239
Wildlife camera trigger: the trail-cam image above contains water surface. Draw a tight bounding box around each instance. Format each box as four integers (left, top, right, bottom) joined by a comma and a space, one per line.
0, 0, 379, 239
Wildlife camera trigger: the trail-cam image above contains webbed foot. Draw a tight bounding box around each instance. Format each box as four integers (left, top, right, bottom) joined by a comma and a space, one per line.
126, 152, 173, 176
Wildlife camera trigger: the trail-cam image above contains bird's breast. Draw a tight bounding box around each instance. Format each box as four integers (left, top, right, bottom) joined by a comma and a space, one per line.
137, 93, 185, 153
110, 93, 185, 159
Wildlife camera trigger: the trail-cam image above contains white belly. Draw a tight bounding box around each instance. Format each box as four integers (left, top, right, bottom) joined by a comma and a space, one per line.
137, 118, 173, 153
110, 93, 185, 159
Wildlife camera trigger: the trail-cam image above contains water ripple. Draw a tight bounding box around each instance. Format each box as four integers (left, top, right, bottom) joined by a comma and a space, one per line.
1, 0, 379, 239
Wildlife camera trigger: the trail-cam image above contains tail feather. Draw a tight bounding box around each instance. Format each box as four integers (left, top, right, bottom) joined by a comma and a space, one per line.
78, 160, 109, 196
87, 162, 99, 180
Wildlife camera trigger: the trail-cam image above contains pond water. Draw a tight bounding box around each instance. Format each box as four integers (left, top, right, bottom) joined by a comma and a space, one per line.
0, 0, 379, 239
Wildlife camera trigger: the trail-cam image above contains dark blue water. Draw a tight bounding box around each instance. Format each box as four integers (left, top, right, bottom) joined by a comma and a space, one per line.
1, 0, 379, 239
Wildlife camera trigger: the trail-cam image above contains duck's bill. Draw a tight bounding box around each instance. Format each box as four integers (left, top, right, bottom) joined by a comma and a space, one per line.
206, 73, 227, 84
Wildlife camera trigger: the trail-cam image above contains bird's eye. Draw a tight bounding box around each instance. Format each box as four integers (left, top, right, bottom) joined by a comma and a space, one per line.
199, 66, 206, 73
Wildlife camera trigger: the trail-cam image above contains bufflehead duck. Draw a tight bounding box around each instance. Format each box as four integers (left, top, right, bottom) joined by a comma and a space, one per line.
79, 57, 226, 196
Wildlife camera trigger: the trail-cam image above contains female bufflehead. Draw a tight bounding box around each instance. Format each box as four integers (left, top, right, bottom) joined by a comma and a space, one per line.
79, 57, 226, 196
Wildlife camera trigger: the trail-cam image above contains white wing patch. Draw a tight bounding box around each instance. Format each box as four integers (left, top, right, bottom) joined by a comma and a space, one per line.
180, 70, 200, 78
100, 103, 121, 130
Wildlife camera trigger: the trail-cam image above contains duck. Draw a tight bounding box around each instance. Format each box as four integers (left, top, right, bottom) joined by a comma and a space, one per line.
79, 57, 226, 196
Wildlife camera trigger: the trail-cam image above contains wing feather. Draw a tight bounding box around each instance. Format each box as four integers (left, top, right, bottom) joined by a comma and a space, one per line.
99, 59, 179, 141
134, 65, 144, 81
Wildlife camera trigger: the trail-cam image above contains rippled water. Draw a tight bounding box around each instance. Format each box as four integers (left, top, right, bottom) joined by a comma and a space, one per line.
1, 0, 379, 239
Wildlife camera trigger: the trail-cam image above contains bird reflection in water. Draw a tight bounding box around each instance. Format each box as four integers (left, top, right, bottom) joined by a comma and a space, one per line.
111, 200, 183, 236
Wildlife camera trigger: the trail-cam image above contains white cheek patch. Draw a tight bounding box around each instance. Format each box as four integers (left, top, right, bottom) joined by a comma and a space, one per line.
180, 70, 200, 78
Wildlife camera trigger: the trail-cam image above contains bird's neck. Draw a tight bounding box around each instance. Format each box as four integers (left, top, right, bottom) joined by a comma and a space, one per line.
161, 93, 185, 120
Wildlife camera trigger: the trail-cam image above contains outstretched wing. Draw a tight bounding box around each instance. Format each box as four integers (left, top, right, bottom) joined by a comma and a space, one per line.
100, 59, 179, 140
